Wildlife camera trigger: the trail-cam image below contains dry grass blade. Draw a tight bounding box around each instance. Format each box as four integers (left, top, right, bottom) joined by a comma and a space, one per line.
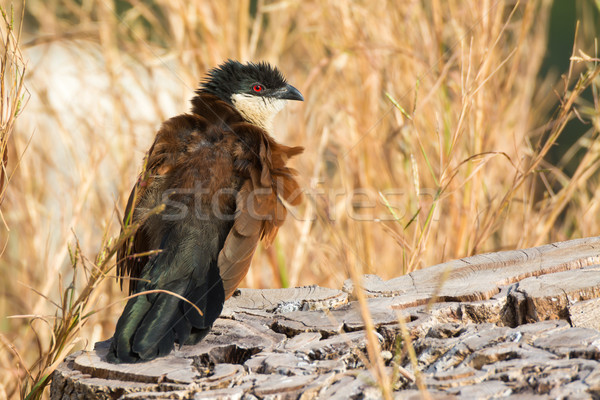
0, 3, 28, 207
472, 62, 600, 252
17, 203, 165, 400
348, 269, 393, 400
394, 311, 429, 398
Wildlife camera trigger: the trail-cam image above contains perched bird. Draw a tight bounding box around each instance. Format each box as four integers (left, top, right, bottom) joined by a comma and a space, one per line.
107, 60, 303, 363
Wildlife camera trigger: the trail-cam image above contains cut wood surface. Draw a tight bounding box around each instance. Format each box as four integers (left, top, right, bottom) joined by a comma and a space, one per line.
51, 237, 600, 399
342, 236, 600, 305
569, 297, 600, 330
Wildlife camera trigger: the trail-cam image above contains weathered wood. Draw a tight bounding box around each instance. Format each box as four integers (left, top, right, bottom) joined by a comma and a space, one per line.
569, 297, 600, 330
177, 317, 286, 361
75, 340, 199, 384
225, 285, 348, 312
343, 237, 600, 306
511, 265, 600, 323
51, 237, 600, 399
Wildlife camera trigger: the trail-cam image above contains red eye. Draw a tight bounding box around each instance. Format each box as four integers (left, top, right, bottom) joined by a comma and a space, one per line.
253, 84, 264, 93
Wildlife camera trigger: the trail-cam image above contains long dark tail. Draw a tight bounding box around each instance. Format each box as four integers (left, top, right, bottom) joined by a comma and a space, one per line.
107, 230, 226, 363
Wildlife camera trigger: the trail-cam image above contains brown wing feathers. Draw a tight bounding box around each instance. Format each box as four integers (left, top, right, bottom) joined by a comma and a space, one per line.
217, 125, 303, 299
110, 76, 302, 363
117, 96, 302, 303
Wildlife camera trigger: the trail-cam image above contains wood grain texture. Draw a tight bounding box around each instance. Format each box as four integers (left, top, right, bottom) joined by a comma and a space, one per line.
511, 265, 600, 323
569, 297, 600, 330
52, 237, 600, 399
344, 237, 600, 305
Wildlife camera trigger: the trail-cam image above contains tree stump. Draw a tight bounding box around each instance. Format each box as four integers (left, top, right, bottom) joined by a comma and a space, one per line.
52, 237, 600, 399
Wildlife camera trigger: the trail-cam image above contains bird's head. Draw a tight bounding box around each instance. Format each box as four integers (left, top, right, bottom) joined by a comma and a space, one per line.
199, 60, 303, 133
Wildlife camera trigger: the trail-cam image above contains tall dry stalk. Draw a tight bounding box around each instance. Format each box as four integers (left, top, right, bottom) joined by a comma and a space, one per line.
0, 4, 27, 206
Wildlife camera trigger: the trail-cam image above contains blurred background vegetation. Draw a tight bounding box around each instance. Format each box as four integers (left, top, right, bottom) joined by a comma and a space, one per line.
1, 0, 599, 398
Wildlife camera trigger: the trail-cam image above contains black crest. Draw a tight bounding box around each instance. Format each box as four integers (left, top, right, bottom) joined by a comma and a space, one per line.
198, 60, 288, 103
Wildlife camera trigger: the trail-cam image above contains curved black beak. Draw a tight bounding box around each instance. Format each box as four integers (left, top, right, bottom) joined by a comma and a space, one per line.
275, 84, 304, 101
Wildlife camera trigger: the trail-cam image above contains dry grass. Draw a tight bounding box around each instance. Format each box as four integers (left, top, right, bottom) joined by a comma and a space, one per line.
0, 4, 27, 205
1, 0, 600, 398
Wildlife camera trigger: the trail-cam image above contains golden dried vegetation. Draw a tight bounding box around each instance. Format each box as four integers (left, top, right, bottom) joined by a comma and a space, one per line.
1, 1, 599, 398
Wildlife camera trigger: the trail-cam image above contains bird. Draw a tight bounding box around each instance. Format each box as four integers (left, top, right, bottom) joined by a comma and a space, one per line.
107, 60, 304, 363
